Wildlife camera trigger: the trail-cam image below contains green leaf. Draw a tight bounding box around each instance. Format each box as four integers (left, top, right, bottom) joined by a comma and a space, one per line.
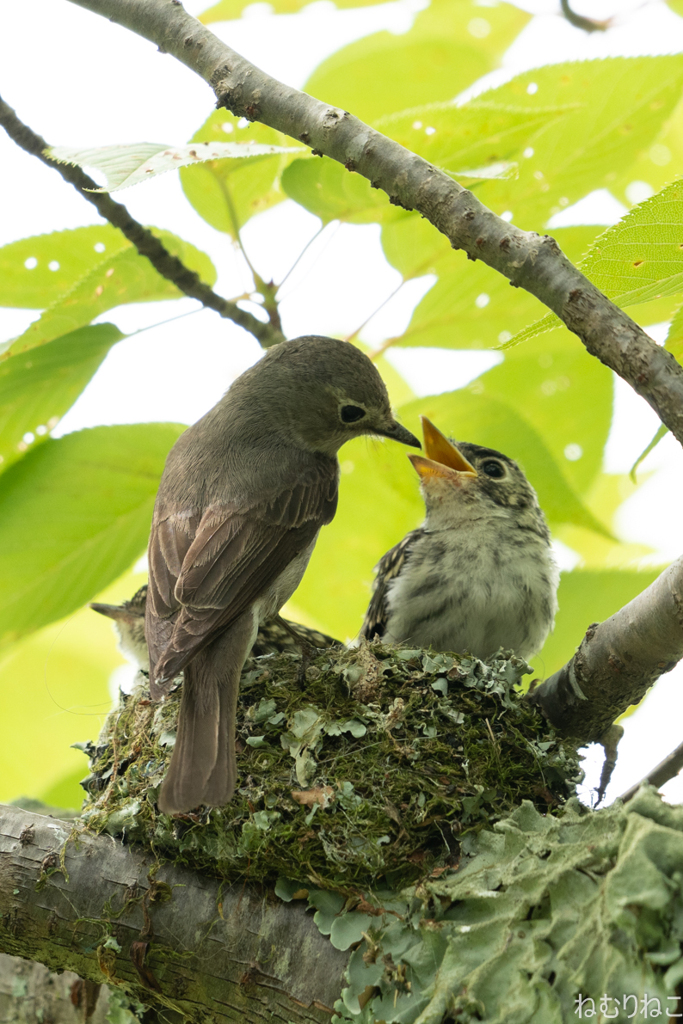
305, 0, 530, 124
0, 580, 141, 805
579, 178, 683, 307
375, 99, 573, 180
48, 140, 304, 192
665, 301, 683, 363
555, 473, 655, 570
0, 225, 129, 309
180, 110, 295, 237
473, 332, 613, 495
199, 0, 391, 22
5, 230, 216, 357
281, 157, 394, 225
385, 223, 599, 350
0, 423, 184, 648
530, 568, 662, 679
472, 55, 683, 228
0, 324, 123, 473
509, 178, 683, 348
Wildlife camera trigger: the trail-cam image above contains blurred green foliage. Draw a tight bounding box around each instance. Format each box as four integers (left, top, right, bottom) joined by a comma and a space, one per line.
2, 0, 681, 806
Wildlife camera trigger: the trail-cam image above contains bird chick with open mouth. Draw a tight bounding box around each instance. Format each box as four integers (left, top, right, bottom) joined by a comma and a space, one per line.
360, 416, 559, 661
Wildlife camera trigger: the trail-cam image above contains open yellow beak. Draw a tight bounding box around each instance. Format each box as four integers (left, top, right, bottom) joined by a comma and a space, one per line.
408, 416, 478, 481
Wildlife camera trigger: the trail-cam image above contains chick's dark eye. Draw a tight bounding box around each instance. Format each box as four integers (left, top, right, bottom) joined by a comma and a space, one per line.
482, 459, 505, 479
341, 405, 366, 423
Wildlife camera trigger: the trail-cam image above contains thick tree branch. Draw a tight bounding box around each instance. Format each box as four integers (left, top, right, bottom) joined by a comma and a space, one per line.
528, 556, 683, 744
62, 0, 683, 448
0, 804, 346, 1022
0, 95, 284, 349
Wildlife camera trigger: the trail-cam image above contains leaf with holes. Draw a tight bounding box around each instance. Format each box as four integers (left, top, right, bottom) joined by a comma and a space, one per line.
6, 230, 215, 357
473, 54, 683, 228
0, 225, 129, 310
384, 223, 599, 348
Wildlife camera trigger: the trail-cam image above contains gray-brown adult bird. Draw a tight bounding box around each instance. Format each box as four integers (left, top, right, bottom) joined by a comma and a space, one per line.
145, 336, 419, 814
360, 417, 558, 661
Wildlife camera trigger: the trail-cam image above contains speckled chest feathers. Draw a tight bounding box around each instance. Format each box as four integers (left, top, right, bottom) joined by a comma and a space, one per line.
366, 437, 559, 662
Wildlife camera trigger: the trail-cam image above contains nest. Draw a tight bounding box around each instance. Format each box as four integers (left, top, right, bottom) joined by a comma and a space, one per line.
78, 643, 582, 892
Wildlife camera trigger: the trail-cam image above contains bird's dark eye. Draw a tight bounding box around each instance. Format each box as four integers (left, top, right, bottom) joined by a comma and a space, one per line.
340, 405, 366, 423
482, 459, 505, 479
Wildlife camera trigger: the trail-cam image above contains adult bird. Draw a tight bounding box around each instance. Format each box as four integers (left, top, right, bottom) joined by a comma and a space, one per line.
145, 336, 419, 814
360, 417, 558, 661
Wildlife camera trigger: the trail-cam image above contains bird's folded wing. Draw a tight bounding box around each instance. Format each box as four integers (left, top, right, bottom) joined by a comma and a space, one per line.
147, 464, 338, 689
360, 529, 422, 640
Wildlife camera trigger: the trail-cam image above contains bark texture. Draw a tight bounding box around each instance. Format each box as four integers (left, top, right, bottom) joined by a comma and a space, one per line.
65, 0, 683, 448
529, 555, 683, 743
0, 804, 347, 1022
0, 952, 111, 1024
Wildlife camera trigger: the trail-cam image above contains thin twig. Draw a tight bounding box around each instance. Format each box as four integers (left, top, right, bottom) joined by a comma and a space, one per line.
61, 0, 683, 451
559, 0, 611, 32
0, 94, 284, 349
620, 738, 683, 803
345, 279, 406, 345
277, 221, 328, 291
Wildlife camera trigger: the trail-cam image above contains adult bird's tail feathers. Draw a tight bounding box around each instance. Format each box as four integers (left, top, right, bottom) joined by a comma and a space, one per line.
157, 613, 254, 814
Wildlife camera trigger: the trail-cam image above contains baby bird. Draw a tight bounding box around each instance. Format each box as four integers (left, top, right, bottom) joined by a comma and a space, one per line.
91, 585, 340, 671
360, 417, 558, 661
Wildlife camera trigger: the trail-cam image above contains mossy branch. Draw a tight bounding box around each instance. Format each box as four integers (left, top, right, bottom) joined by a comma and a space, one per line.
0, 802, 345, 1022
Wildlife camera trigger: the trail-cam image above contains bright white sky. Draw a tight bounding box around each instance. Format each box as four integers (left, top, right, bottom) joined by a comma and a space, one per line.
1, 0, 683, 804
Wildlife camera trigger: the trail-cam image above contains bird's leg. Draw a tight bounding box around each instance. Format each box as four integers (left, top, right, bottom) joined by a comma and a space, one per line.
275, 615, 319, 687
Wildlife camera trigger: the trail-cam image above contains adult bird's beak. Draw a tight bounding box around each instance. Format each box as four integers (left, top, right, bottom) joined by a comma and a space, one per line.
408, 416, 477, 480
378, 418, 421, 449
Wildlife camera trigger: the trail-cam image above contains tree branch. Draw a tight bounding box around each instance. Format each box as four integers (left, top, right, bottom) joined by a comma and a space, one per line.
61, 0, 683, 449
559, 0, 611, 33
620, 737, 683, 803
528, 555, 683, 744
0, 803, 345, 1022
0, 95, 284, 349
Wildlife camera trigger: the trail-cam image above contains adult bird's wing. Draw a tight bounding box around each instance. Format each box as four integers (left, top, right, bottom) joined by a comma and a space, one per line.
359, 529, 422, 641
147, 463, 339, 697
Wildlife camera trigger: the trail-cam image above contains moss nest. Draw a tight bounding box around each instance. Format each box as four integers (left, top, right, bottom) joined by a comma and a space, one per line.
78, 643, 581, 891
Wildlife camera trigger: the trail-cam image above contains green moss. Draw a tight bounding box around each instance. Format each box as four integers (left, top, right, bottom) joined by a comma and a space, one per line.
78, 643, 581, 892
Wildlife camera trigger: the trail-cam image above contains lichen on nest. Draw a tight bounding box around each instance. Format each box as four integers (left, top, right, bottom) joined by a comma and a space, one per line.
77, 643, 582, 891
